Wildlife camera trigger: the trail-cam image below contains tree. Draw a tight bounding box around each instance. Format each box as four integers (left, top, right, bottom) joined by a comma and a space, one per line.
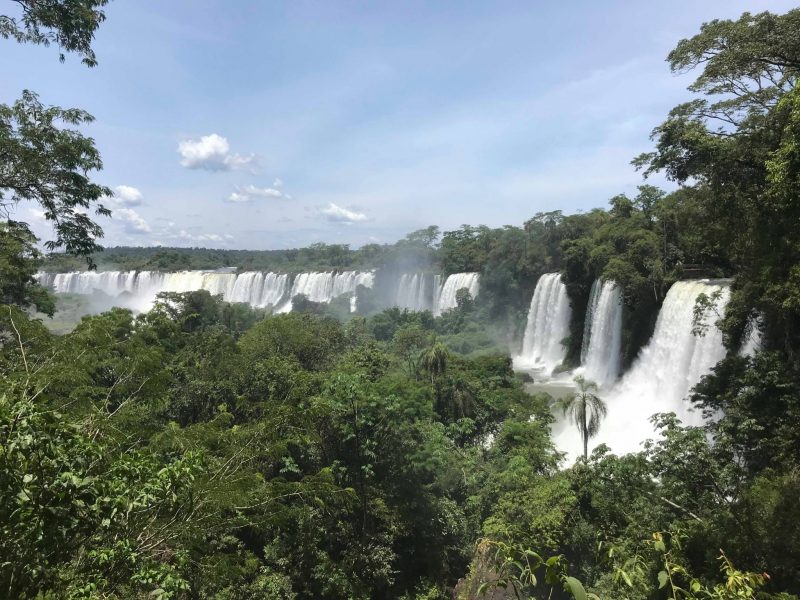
392, 323, 429, 380
558, 376, 607, 460
402, 225, 440, 249
0, 0, 109, 67
1, 0, 111, 277
0, 221, 53, 314
633, 8, 800, 358
420, 341, 450, 385
1, 91, 111, 262
0, 388, 204, 597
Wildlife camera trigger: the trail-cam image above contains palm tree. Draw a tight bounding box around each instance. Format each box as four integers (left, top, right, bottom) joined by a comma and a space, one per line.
420, 341, 450, 384
558, 375, 607, 460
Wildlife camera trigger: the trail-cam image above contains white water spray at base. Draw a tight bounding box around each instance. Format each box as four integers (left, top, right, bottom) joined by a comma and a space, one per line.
554, 279, 731, 461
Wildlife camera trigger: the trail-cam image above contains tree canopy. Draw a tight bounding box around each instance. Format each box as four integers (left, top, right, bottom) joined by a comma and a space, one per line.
0, 0, 109, 66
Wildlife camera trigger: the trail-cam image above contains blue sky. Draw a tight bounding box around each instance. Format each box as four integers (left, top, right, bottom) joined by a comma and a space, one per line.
3, 1, 796, 250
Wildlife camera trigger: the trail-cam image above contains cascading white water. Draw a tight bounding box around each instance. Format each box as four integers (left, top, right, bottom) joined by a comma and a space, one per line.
554, 279, 731, 459
348, 271, 375, 312
257, 273, 290, 308
45, 270, 140, 296
395, 273, 437, 312
229, 272, 264, 304
579, 279, 623, 388
37, 269, 371, 313
396, 273, 424, 311
277, 271, 375, 313
579, 280, 600, 363
432, 274, 443, 313
434, 272, 479, 315
515, 273, 571, 373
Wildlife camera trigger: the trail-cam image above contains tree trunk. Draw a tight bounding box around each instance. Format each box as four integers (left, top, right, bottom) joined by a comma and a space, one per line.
582, 422, 588, 460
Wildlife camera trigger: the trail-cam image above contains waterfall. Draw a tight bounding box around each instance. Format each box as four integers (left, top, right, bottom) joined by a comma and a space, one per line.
580, 280, 601, 364
395, 273, 437, 312
43, 270, 140, 296
38, 269, 371, 313
516, 273, 571, 373
277, 271, 375, 313
579, 279, 623, 388
396, 273, 425, 311
229, 272, 264, 304
554, 279, 731, 459
348, 271, 376, 312
434, 272, 479, 315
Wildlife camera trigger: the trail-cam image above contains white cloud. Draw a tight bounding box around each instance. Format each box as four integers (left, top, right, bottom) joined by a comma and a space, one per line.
227, 192, 248, 203
159, 222, 225, 243
273, 178, 283, 188
29, 208, 47, 220
101, 185, 150, 233
112, 185, 143, 207
176, 229, 224, 242
178, 134, 258, 172
115, 208, 151, 234
226, 184, 287, 203
322, 202, 368, 223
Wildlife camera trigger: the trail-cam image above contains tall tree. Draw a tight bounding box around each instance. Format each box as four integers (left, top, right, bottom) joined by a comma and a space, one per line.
1, 0, 112, 279
633, 9, 800, 357
0, 91, 111, 259
558, 376, 606, 460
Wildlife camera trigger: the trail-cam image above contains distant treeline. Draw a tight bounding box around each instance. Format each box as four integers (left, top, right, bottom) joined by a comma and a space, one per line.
43, 242, 395, 273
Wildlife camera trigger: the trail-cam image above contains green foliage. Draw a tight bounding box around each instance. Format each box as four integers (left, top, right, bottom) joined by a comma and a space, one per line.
0, 389, 204, 598
3, 5, 800, 600
0, 91, 112, 263
0, 222, 53, 315
467, 539, 596, 600
0, 0, 108, 66
633, 8, 800, 360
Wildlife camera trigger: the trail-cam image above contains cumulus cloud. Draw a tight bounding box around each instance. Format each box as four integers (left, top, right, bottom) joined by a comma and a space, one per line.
112, 185, 143, 207
226, 184, 289, 203
99, 185, 150, 234
322, 202, 368, 223
115, 207, 151, 234
178, 134, 258, 172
